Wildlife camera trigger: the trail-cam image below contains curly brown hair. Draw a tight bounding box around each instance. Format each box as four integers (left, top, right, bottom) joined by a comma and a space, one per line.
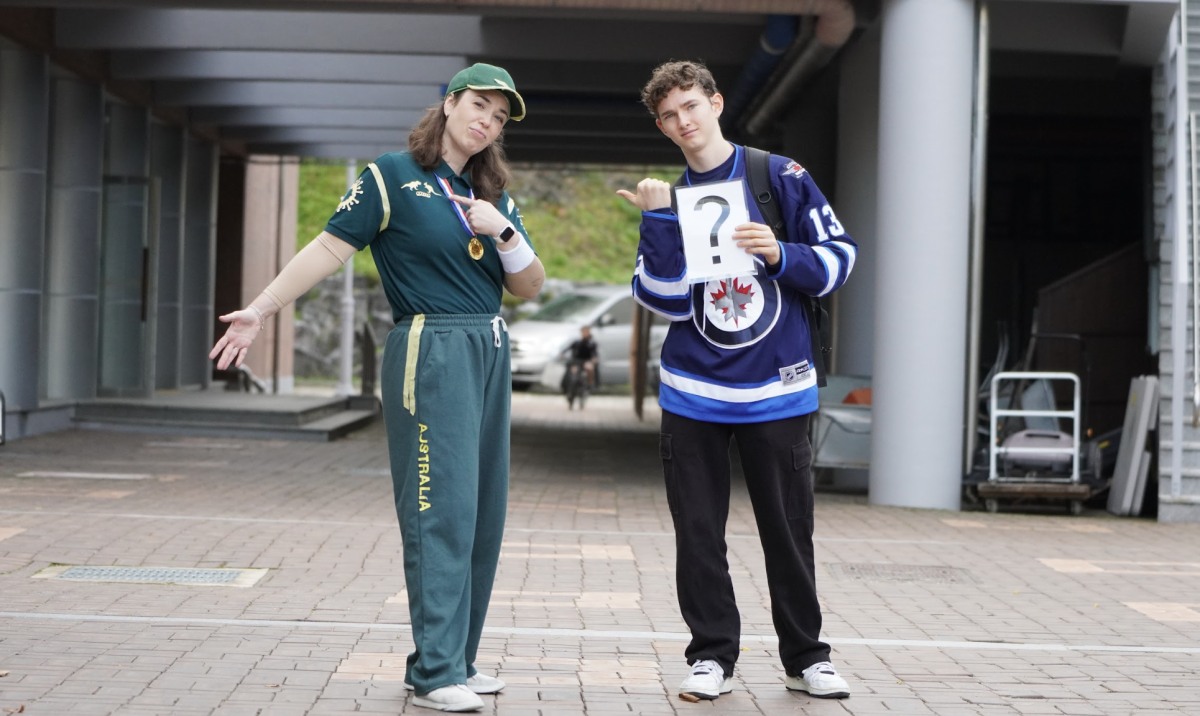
640, 60, 719, 118
407, 92, 511, 204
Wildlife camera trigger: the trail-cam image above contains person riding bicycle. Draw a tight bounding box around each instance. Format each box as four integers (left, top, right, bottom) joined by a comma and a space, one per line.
566, 325, 599, 389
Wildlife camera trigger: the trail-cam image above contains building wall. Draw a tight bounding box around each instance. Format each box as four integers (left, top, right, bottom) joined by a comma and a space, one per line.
41, 69, 101, 401
0, 40, 48, 413
0, 38, 222, 439
831, 22, 881, 378
1155, 10, 1200, 521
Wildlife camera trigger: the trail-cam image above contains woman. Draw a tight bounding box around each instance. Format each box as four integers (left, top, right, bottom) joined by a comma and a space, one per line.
210, 63, 544, 713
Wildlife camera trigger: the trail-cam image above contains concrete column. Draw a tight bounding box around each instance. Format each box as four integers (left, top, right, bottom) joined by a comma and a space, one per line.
0, 41, 48, 411
832, 24, 881, 378
151, 122, 186, 391
42, 71, 103, 401
180, 138, 218, 388
870, 0, 976, 510
240, 155, 298, 393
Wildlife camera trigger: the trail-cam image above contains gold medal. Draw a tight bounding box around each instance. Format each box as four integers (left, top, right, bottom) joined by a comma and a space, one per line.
468, 237, 485, 260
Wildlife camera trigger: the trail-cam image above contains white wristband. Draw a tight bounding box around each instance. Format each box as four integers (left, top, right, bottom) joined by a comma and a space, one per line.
497, 235, 536, 274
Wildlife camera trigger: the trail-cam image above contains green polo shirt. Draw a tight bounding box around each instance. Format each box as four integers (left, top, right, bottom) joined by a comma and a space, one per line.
324, 151, 533, 321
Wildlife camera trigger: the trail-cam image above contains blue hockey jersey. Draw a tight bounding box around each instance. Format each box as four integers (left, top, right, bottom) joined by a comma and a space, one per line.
632, 144, 857, 423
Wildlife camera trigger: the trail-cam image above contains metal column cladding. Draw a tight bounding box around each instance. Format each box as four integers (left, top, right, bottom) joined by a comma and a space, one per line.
152, 123, 186, 391
871, 0, 976, 511
97, 101, 150, 394
180, 138, 217, 388
0, 42, 49, 412
43, 75, 104, 401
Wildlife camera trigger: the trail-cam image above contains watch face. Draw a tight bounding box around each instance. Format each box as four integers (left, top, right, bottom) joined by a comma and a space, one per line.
500, 226, 515, 240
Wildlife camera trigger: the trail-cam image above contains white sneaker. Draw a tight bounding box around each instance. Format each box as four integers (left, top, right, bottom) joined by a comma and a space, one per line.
465, 672, 506, 694
405, 673, 506, 695
411, 684, 484, 712
678, 659, 733, 700
785, 661, 850, 699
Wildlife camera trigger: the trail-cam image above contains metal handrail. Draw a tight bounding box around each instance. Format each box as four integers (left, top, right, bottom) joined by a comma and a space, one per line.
989, 372, 1081, 484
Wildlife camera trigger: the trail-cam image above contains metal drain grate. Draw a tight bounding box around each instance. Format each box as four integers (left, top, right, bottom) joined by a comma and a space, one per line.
825, 563, 976, 584
35, 565, 267, 588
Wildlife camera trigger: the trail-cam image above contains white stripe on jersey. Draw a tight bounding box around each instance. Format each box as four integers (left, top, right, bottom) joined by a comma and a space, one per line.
831, 241, 856, 277
635, 256, 690, 298
633, 293, 692, 322
660, 365, 816, 403
812, 245, 841, 297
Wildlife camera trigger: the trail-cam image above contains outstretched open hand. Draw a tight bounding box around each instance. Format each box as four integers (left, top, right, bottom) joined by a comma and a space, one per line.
209, 309, 260, 370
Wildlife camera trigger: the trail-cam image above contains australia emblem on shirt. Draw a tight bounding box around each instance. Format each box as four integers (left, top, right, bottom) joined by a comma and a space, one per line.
400, 180, 442, 198
692, 263, 781, 349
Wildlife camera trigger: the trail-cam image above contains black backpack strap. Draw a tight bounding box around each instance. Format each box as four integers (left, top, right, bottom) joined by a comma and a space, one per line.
670, 171, 687, 213
744, 146, 829, 388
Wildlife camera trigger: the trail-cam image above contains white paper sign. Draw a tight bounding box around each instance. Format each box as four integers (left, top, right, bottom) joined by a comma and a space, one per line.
675, 179, 756, 284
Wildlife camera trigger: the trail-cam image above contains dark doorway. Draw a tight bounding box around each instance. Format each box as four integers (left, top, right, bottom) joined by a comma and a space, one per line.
981, 52, 1153, 436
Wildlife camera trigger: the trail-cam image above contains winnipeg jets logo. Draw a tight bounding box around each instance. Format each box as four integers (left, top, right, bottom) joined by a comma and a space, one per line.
693, 267, 780, 349
781, 161, 807, 179
709, 277, 757, 327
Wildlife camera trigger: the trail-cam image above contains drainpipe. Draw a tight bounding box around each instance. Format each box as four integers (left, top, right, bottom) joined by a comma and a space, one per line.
722, 15, 800, 130
964, 1, 989, 476
738, 0, 856, 138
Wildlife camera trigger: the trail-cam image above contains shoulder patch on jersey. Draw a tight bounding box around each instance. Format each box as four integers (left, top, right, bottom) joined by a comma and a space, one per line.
781, 161, 807, 180
337, 178, 364, 212
507, 196, 515, 214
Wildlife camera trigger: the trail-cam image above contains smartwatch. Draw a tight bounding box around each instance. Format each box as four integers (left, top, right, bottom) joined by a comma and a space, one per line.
498, 225, 516, 242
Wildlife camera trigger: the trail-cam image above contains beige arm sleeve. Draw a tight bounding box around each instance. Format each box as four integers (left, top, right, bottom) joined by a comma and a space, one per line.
260, 232, 358, 310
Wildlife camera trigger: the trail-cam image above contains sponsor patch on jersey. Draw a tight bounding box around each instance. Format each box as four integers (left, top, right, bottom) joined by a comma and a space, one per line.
779, 360, 811, 386
691, 264, 781, 349
781, 161, 807, 180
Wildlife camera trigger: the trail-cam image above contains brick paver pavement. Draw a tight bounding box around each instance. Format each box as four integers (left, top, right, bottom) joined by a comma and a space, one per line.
1, 393, 1198, 715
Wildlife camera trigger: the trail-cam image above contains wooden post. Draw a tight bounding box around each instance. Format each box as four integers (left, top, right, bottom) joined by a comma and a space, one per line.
631, 304, 652, 420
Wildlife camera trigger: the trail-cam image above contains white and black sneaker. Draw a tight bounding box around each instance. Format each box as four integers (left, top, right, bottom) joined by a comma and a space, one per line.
678, 659, 733, 701
785, 661, 850, 699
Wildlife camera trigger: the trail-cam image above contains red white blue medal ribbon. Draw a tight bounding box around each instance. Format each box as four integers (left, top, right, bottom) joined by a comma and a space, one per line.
436, 175, 475, 237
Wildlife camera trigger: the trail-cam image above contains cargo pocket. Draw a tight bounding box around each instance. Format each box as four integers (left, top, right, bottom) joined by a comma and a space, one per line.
660, 434, 680, 516
787, 441, 814, 520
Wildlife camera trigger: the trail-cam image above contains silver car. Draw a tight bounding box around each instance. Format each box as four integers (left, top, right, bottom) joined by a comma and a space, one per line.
508, 284, 667, 389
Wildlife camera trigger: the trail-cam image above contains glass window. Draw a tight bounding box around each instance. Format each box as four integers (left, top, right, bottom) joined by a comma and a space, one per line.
601, 297, 635, 326
527, 293, 607, 323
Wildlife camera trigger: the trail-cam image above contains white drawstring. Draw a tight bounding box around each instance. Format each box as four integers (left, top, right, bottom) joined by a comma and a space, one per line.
491, 316, 508, 348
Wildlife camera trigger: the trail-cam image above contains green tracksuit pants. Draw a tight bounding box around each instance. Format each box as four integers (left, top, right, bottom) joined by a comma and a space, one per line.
380, 313, 511, 695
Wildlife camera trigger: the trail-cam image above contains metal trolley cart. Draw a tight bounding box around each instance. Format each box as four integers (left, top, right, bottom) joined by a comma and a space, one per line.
981, 371, 1094, 515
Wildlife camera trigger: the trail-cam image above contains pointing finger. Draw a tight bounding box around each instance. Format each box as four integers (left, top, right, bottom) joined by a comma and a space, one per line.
448, 192, 476, 207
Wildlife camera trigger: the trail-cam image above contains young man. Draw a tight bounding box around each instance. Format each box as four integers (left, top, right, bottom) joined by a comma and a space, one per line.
566, 325, 599, 388
617, 61, 855, 702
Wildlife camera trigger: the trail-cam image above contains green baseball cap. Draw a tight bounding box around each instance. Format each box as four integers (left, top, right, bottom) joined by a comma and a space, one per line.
445, 63, 526, 122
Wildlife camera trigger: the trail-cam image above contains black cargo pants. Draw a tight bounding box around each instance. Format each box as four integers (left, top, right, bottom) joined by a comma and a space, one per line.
659, 409, 831, 678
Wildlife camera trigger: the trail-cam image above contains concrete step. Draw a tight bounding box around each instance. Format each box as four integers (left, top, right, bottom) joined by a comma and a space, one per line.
75, 394, 348, 428
72, 394, 380, 441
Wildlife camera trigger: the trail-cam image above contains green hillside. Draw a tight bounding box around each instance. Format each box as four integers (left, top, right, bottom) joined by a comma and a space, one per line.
296, 159, 681, 286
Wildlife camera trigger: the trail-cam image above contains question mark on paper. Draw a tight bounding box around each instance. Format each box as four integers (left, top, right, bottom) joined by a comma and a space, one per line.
695, 196, 731, 265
